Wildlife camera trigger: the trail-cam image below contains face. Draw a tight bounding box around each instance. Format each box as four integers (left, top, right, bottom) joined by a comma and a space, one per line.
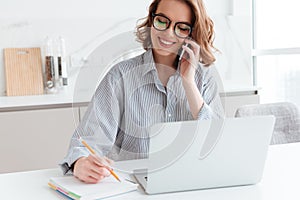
151, 0, 192, 58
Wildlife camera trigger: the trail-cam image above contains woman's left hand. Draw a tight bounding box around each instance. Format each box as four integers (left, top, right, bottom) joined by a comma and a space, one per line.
179, 39, 200, 84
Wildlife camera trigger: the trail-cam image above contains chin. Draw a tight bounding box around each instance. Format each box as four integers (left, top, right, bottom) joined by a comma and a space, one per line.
153, 44, 180, 58
155, 48, 173, 56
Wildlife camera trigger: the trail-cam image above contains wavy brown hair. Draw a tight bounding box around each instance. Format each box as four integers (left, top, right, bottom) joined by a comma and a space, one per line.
136, 0, 217, 66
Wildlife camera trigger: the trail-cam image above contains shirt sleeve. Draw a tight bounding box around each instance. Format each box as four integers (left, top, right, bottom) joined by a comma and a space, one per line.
59, 69, 124, 174
197, 64, 225, 120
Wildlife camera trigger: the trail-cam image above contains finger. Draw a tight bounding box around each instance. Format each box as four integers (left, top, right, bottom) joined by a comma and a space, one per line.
99, 157, 111, 167
84, 164, 109, 180
184, 38, 199, 49
184, 39, 200, 56
98, 167, 111, 177
91, 166, 111, 177
83, 175, 101, 184
82, 156, 103, 174
104, 157, 114, 166
75, 168, 99, 184
86, 157, 111, 176
87, 154, 107, 168
182, 45, 195, 60
89, 154, 111, 168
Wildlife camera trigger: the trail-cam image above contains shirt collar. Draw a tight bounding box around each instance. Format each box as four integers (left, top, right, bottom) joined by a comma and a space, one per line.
141, 49, 183, 81
141, 49, 157, 77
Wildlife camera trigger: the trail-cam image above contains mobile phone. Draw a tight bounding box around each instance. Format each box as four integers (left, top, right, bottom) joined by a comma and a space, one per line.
179, 43, 190, 61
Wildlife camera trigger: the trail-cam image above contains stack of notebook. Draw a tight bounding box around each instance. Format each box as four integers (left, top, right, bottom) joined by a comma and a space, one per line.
48, 175, 138, 200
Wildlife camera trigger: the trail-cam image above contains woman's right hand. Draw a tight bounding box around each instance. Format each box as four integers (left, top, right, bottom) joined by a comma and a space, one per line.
73, 155, 113, 184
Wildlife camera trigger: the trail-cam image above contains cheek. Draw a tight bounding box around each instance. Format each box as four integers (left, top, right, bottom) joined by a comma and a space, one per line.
150, 28, 181, 46
150, 27, 158, 46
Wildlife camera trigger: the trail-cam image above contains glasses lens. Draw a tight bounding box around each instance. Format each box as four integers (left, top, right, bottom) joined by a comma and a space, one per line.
175, 23, 192, 38
153, 15, 169, 31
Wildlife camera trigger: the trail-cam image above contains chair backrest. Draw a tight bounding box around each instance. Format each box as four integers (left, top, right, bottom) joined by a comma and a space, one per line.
235, 102, 300, 144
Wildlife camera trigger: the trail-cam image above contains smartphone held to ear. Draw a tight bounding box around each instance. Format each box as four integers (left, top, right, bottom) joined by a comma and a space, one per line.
179, 43, 190, 61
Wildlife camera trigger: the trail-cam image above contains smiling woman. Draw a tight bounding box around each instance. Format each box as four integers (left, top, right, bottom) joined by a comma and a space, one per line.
61, 0, 224, 184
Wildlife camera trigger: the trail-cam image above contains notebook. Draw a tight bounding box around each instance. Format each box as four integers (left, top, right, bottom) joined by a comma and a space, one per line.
48, 175, 138, 200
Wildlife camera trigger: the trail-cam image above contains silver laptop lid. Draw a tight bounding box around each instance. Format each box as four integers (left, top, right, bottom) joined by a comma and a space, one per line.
138, 116, 275, 194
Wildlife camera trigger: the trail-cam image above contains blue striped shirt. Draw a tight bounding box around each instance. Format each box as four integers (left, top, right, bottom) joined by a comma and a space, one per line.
60, 50, 224, 174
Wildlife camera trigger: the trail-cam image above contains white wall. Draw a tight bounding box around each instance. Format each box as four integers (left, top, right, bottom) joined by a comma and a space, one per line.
0, 0, 153, 19
0, 0, 252, 97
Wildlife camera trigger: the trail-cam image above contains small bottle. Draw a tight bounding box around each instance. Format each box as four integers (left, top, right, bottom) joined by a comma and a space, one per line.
44, 36, 56, 92
53, 39, 60, 87
57, 36, 68, 86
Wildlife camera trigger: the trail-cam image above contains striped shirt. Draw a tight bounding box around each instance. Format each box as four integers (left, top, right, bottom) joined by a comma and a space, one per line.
60, 50, 224, 174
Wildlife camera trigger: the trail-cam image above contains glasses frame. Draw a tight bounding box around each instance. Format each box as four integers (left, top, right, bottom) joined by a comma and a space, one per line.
151, 13, 193, 39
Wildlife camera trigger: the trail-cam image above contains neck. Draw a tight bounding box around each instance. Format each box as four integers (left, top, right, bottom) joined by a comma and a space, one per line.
152, 51, 178, 70
152, 50, 177, 87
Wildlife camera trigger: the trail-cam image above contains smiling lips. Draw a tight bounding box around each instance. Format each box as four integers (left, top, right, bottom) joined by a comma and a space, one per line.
158, 37, 176, 48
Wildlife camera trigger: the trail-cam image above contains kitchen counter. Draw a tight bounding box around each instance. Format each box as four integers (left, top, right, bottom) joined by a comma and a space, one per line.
0, 85, 259, 112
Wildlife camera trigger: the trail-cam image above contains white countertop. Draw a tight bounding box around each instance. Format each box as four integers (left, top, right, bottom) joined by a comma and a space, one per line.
0, 86, 90, 111
0, 85, 259, 111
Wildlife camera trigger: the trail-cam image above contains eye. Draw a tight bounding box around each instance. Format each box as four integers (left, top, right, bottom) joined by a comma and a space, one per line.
175, 23, 192, 38
177, 23, 191, 32
154, 16, 169, 29
156, 16, 168, 24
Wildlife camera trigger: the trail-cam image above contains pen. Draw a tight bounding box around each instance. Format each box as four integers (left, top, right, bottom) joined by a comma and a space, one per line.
79, 137, 121, 182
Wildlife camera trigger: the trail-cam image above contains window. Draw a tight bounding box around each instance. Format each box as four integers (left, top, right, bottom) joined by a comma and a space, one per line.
253, 0, 300, 107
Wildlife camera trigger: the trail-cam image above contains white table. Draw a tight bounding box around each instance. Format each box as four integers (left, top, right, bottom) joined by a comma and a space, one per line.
1, 143, 300, 200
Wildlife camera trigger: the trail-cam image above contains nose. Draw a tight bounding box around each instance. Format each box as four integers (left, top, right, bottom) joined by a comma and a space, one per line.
164, 24, 176, 38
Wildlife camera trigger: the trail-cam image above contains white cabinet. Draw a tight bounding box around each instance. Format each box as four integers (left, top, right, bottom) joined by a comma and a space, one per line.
0, 90, 258, 174
221, 94, 260, 117
79, 106, 88, 121
0, 107, 79, 173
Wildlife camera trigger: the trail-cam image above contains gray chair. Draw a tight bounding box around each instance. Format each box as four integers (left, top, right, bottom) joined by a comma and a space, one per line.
235, 102, 300, 145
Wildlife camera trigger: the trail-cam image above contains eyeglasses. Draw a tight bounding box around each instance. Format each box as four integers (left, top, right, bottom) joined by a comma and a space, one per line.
152, 13, 193, 38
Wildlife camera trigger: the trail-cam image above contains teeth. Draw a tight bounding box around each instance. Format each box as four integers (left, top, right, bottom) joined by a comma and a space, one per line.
160, 38, 173, 45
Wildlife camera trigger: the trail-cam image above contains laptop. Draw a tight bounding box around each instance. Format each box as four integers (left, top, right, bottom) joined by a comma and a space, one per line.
133, 116, 275, 194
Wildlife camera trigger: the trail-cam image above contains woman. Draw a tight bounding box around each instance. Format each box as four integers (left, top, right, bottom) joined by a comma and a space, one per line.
61, 0, 224, 183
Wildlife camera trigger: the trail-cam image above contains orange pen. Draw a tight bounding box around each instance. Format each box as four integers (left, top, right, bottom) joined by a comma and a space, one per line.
79, 137, 121, 182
